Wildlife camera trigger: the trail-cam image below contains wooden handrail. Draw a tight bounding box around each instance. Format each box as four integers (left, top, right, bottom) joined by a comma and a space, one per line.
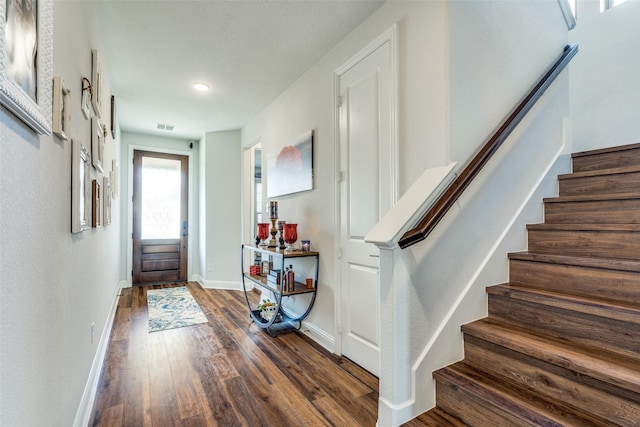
399, 44, 578, 249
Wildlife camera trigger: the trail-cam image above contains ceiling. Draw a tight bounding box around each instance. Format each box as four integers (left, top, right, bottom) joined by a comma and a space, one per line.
94, 0, 386, 141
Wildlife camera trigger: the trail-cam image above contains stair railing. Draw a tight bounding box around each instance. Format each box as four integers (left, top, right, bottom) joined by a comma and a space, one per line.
398, 44, 578, 249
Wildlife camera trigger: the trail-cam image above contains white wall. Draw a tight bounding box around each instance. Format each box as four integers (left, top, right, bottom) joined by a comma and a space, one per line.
198, 130, 242, 289
241, 0, 449, 351
120, 131, 200, 284
570, 0, 640, 151
449, 0, 570, 163
0, 2, 121, 425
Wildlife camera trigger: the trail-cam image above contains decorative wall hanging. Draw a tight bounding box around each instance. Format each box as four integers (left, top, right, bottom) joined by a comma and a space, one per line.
91, 49, 102, 117
0, 0, 53, 134
52, 76, 70, 141
92, 179, 101, 227
81, 77, 91, 119
110, 95, 116, 138
103, 176, 112, 226
71, 139, 92, 233
267, 130, 314, 198
111, 159, 118, 199
91, 117, 104, 172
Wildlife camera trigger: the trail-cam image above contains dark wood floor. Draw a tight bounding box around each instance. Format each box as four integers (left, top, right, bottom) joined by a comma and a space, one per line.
90, 282, 388, 426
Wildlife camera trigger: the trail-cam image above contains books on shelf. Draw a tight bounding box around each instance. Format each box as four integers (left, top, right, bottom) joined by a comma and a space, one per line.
267, 269, 281, 287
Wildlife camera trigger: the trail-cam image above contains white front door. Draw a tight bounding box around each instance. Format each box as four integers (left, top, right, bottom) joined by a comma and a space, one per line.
337, 33, 395, 376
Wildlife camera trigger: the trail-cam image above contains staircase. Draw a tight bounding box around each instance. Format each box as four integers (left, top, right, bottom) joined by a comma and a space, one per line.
415, 143, 640, 426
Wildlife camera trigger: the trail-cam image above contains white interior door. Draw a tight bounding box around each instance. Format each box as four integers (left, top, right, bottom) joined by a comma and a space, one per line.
338, 36, 394, 376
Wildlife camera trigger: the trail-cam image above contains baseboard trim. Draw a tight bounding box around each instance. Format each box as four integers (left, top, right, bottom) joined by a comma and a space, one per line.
377, 396, 416, 426
194, 274, 242, 290
300, 320, 335, 353
73, 286, 122, 427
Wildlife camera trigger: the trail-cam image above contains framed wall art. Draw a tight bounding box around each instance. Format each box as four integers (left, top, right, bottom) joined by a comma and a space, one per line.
91, 49, 102, 117
92, 179, 101, 227
111, 159, 118, 199
71, 139, 92, 233
267, 130, 314, 198
110, 95, 116, 138
81, 77, 91, 119
103, 175, 111, 225
52, 76, 70, 141
0, 0, 53, 135
91, 117, 104, 172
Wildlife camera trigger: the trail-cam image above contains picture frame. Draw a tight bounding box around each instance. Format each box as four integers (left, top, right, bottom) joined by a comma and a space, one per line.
52, 76, 70, 141
103, 176, 111, 226
71, 139, 92, 233
91, 117, 104, 172
111, 159, 118, 199
81, 77, 91, 120
91, 49, 102, 118
92, 179, 101, 227
0, 0, 53, 135
110, 95, 116, 138
267, 130, 314, 198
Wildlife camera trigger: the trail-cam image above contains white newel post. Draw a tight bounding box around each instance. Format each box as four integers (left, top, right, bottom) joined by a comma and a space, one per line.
365, 163, 457, 426
377, 245, 414, 426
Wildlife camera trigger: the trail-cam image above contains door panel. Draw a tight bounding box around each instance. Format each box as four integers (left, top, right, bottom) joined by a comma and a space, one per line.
338, 39, 392, 376
346, 262, 380, 347
133, 150, 188, 285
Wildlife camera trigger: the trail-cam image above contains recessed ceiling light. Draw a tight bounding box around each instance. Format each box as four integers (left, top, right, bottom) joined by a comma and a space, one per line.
193, 82, 210, 92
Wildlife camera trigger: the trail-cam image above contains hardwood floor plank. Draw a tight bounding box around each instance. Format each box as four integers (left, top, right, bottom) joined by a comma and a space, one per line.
277, 332, 373, 398
164, 329, 214, 423
221, 375, 271, 426
312, 395, 362, 427
95, 404, 124, 426
147, 330, 182, 426
91, 282, 380, 426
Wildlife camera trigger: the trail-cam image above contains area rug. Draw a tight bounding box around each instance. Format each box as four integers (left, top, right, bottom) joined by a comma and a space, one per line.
147, 286, 209, 332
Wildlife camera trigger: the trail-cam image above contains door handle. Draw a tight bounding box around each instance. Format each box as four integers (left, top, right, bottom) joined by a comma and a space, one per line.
369, 254, 379, 258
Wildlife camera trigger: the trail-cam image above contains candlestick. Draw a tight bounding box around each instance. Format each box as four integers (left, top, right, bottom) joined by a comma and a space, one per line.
277, 220, 286, 250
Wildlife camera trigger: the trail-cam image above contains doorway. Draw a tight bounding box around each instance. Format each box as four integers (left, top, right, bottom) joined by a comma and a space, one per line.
132, 150, 189, 285
336, 27, 397, 376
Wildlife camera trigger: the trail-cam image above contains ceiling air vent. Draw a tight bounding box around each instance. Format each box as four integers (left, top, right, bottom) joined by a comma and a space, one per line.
156, 123, 175, 131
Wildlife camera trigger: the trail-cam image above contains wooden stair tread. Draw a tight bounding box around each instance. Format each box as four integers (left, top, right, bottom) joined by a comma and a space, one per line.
526, 222, 640, 232
461, 318, 640, 395
434, 362, 609, 426
558, 164, 640, 180
543, 192, 640, 203
508, 251, 640, 272
572, 142, 640, 159
488, 283, 640, 325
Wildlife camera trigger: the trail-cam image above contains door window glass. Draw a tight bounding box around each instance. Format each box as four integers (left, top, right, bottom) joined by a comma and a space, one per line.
141, 156, 181, 239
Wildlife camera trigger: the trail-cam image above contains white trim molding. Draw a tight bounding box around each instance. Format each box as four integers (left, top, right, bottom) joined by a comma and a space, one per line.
195, 274, 242, 290
558, 0, 577, 30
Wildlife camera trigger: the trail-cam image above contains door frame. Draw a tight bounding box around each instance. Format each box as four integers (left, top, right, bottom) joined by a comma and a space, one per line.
333, 25, 398, 358
241, 139, 262, 246
126, 145, 195, 286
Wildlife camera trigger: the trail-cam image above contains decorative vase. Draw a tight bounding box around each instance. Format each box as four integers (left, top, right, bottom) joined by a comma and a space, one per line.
283, 223, 298, 253
257, 223, 270, 247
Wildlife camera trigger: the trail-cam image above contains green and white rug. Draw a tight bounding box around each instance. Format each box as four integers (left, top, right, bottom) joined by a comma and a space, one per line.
147, 286, 208, 332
